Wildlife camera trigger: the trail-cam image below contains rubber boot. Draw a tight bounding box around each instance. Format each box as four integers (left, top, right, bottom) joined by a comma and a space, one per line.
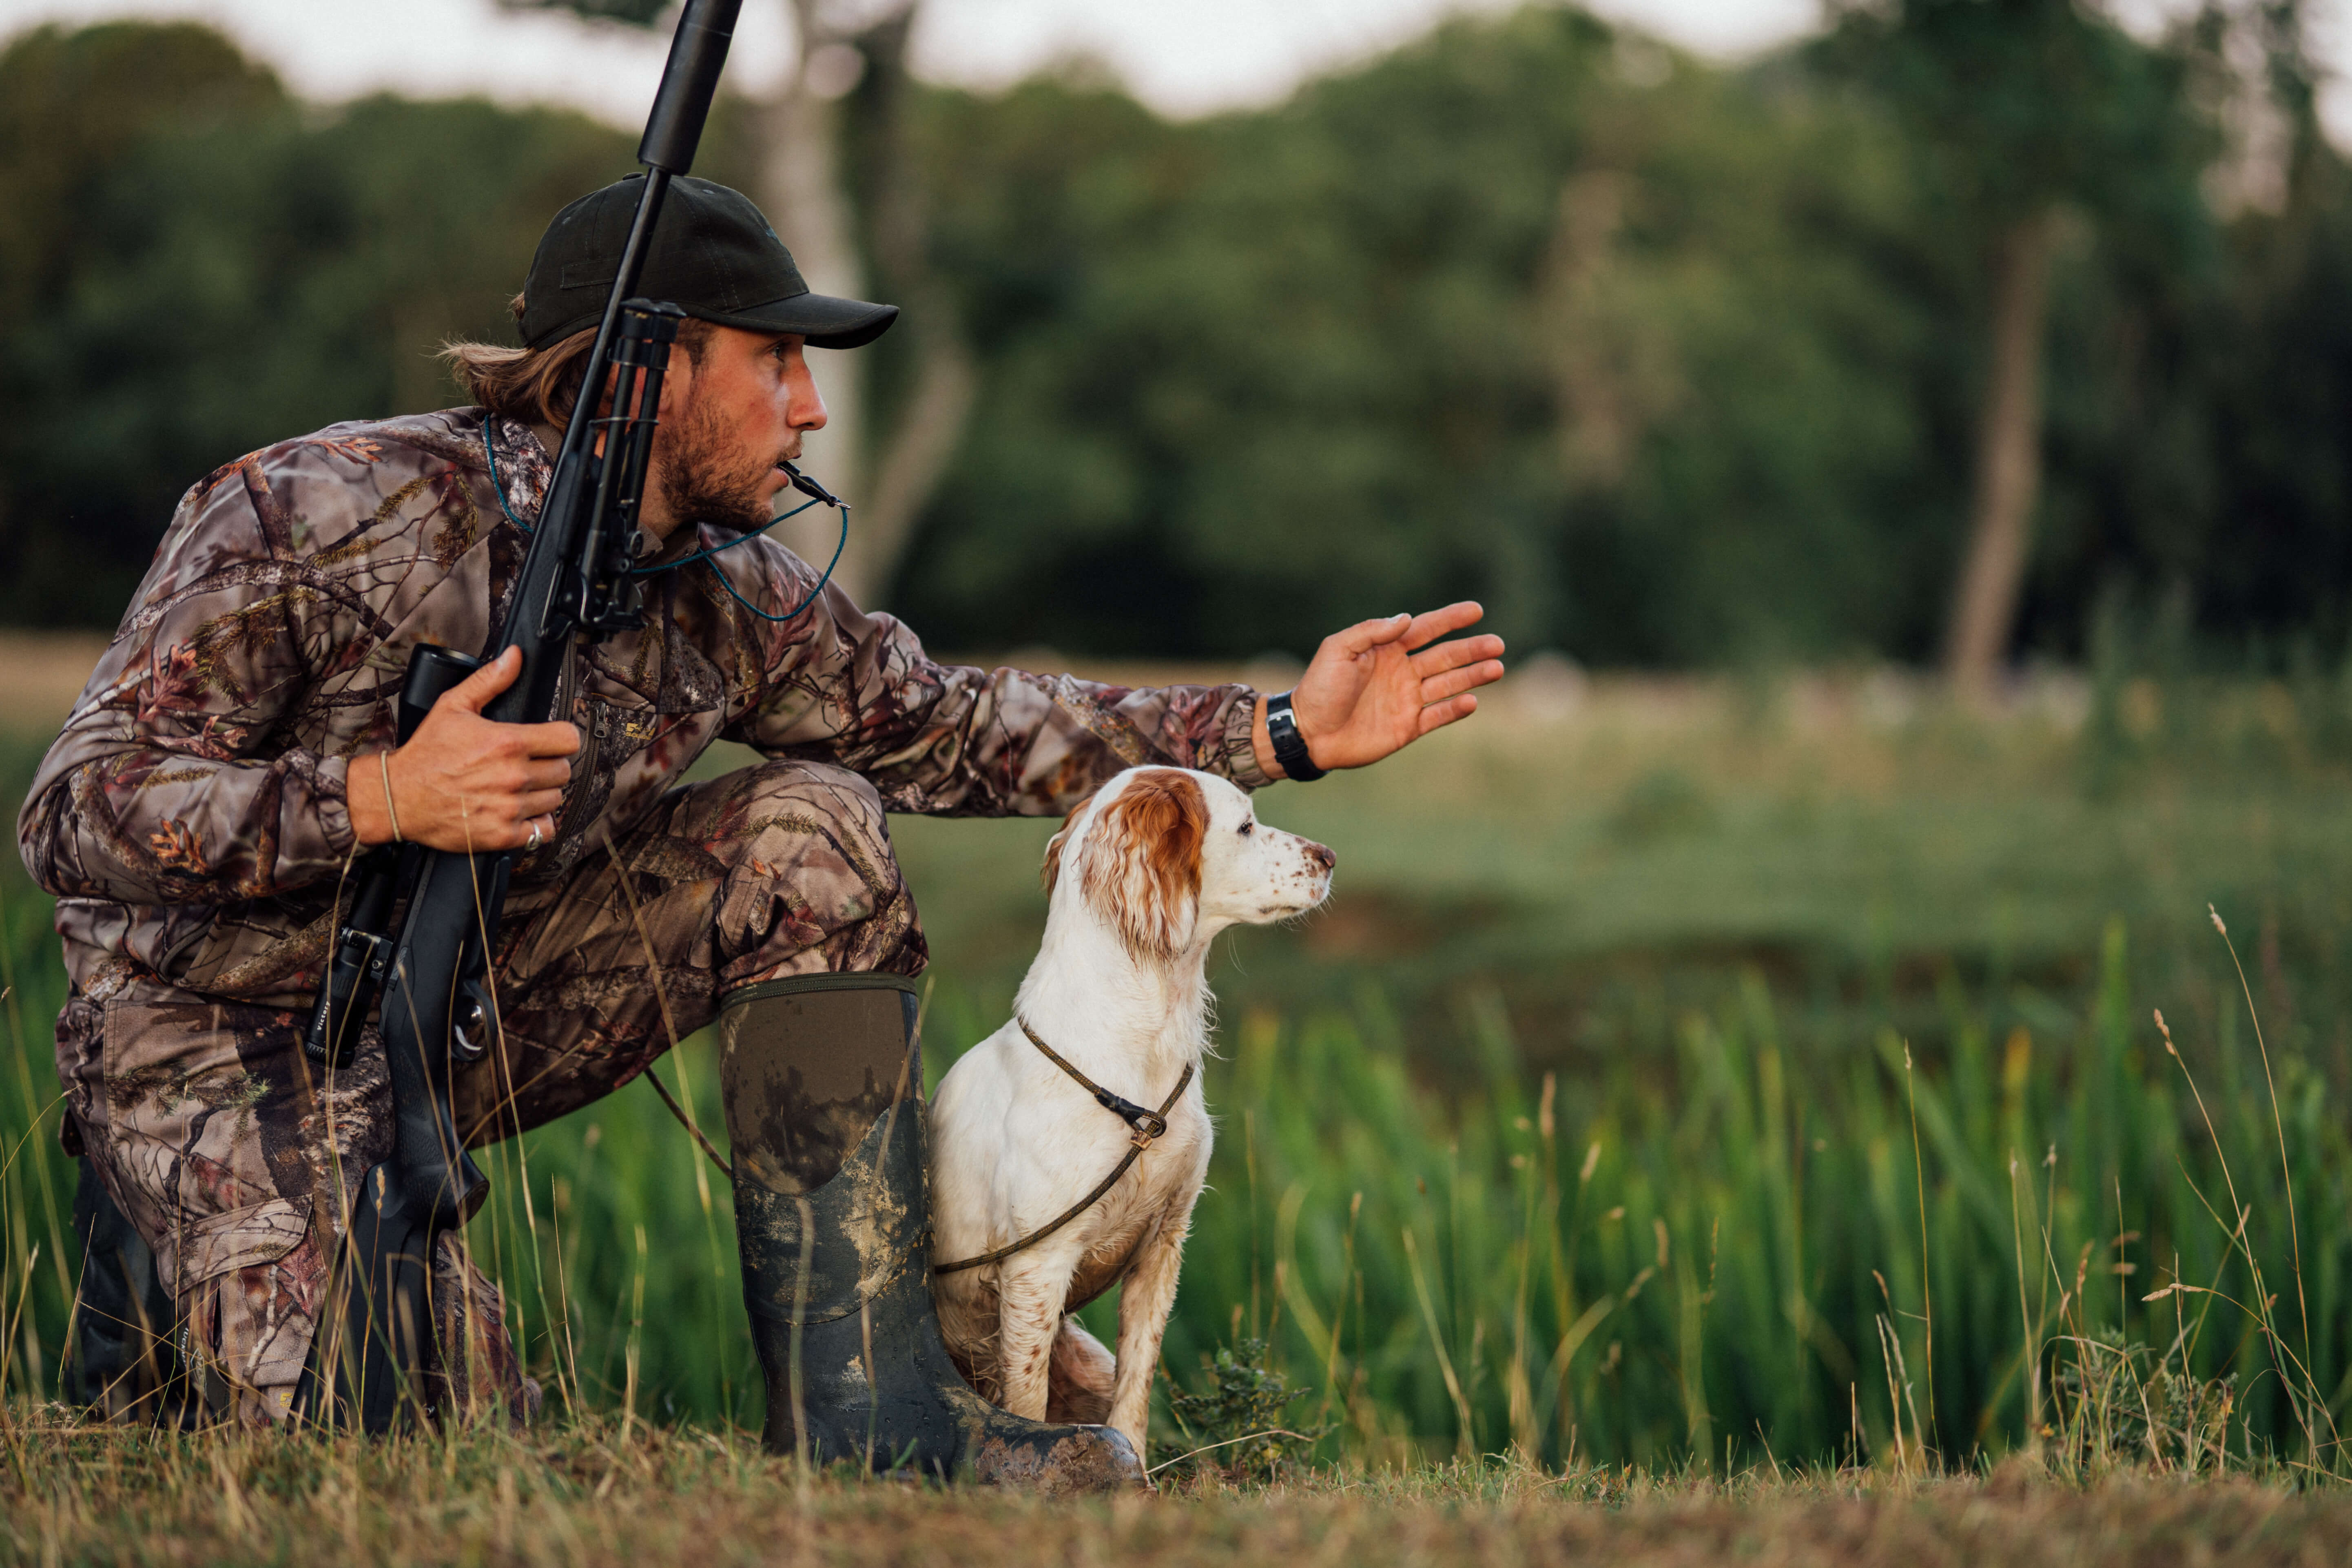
65, 1156, 201, 1426
720, 973, 1142, 1492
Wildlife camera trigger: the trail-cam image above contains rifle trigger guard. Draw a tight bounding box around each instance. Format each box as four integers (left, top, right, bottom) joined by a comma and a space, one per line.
452, 989, 495, 1063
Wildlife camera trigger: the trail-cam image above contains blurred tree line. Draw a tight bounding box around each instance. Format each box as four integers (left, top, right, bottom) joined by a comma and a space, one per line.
2, 3, 2348, 668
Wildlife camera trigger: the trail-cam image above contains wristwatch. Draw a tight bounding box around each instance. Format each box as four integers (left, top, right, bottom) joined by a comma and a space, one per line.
1263, 692, 1326, 782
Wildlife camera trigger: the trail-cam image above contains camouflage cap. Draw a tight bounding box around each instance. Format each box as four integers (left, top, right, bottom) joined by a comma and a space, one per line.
520, 174, 897, 350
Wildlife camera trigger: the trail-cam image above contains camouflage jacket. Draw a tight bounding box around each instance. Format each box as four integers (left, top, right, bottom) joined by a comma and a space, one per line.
19, 408, 1269, 1014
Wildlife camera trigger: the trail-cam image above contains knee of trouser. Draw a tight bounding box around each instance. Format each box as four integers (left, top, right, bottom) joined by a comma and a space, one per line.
718, 761, 901, 888
705, 762, 917, 968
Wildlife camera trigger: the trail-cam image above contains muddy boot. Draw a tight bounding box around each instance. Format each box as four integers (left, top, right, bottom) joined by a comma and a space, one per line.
720, 973, 1141, 1492
65, 1155, 200, 1426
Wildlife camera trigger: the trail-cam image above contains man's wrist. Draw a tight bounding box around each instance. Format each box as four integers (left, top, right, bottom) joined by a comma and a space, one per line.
348, 749, 396, 847
1249, 699, 1287, 782
1263, 692, 1326, 782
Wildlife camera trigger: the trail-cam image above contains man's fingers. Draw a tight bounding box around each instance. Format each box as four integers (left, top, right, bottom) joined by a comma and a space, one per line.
451, 803, 556, 850
441, 646, 523, 715
1420, 660, 1505, 705
1402, 601, 1484, 653
1416, 692, 1479, 736
512, 789, 567, 822
1330, 612, 1414, 657
517, 720, 584, 758
521, 758, 574, 791
498, 813, 557, 852
1408, 632, 1506, 679
452, 788, 563, 821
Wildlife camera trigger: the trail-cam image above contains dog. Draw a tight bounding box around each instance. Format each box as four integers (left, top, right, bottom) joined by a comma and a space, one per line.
928, 764, 1335, 1459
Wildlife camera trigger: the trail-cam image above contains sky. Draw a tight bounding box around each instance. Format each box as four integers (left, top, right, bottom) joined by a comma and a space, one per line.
0, 0, 1903, 121
1, 0, 2344, 137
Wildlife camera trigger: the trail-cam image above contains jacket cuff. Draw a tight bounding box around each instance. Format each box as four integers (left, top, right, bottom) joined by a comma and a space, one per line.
312, 752, 355, 860
1216, 690, 1276, 792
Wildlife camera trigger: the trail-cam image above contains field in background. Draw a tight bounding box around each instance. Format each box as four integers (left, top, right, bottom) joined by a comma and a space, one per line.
7, 639, 2352, 1482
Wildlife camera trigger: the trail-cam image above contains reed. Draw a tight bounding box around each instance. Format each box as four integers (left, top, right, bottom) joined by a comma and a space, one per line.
1176, 922, 2350, 1473
6, 896, 2345, 1475
6, 660, 2352, 1477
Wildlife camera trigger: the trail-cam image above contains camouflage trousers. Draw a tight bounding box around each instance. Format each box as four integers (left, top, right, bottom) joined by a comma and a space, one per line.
59, 760, 925, 1428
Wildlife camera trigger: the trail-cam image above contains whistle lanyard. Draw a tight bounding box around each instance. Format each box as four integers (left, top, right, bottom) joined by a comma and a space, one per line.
482, 417, 849, 625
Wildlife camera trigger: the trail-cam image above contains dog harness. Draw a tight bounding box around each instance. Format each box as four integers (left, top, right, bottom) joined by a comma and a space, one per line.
932, 1017, 1195, 1276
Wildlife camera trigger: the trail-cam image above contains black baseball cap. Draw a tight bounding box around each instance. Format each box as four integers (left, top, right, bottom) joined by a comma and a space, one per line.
519, 174, 898, 350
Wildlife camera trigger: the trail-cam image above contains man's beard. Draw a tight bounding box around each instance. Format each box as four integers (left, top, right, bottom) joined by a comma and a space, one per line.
653, 394, 774, 537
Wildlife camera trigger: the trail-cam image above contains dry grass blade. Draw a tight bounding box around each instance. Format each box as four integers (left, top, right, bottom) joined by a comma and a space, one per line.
2206, 907, 2328, 1460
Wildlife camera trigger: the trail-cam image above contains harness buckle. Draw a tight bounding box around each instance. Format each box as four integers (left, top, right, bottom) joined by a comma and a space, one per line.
1129, 1110, 1170, 1147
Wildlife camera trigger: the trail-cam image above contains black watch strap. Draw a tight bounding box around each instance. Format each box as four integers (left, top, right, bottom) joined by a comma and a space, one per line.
1264, 691, 1326, 782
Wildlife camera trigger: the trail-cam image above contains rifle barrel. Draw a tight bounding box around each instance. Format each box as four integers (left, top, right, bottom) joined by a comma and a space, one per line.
641, 0, 742, 173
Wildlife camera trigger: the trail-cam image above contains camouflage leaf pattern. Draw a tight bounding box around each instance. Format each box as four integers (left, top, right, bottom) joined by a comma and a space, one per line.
27, 407, 1269, 1425
20, 407, 1264, 1017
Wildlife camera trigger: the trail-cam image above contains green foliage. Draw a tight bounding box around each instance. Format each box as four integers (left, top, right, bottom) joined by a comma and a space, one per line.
1816, 0, 2218, 235
7, 9, 2352, 664
2047, 1331, 2241, 1475
7, 878, 2346, 1471
883, 0, 2350, 667
899, 13, 1955, 663
1154, 1338, 1331, 1481
0, 27, 642, 625
507, 0, 669, 24
10, 692, 2352, 1472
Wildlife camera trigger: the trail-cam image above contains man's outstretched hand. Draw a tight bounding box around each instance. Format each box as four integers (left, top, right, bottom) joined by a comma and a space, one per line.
1252, 602, 1506, 779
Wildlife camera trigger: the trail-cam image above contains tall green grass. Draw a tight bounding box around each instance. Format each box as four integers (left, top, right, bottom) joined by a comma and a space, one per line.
1172, 922, 2342, 1471
6, 901, 2342, 1471
6, 671, 2352, 1473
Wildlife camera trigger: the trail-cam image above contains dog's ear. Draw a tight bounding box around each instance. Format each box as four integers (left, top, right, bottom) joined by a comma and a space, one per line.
1079, 770, 1208, 960
1040, 794, 1095, 895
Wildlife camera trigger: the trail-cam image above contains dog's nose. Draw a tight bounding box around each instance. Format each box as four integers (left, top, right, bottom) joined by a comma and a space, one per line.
1304, 840, 1336, 872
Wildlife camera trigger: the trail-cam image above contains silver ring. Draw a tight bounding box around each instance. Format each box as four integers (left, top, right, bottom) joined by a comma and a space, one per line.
525, 819, 544, 851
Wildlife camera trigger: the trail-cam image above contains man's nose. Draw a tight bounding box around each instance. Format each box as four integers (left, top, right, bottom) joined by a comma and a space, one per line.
1303, 840, 1336, 873
788, 357, 828, 431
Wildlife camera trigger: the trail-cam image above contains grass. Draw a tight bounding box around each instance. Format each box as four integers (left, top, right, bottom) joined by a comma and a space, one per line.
8, 1414, 2352, 1566
9, 650, 2352, 1555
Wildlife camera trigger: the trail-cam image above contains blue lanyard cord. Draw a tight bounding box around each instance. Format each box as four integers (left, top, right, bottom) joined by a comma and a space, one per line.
704, 502, 849, 623
482, 417, 848, 627
481, 422, 539, 536
638, 496, 820, 573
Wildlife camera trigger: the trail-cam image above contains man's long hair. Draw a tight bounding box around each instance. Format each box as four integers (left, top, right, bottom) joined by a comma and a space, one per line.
441, 293, 713, 426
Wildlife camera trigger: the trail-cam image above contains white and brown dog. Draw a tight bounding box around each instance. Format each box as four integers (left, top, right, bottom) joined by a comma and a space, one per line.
928, 765, 1335, 1458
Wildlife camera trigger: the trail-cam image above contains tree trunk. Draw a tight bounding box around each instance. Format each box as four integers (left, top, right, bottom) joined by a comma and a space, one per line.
757, 0, 870, 591
753, 0, 972, 611
1943, 208, 2057, 701
843, 7, 974, 608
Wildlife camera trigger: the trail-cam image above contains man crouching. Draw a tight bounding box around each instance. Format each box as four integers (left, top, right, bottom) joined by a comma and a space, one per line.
21, 174, 1503, 1481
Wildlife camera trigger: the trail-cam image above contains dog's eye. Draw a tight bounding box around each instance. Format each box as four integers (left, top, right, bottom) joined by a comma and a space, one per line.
1237, 821, 1254, 836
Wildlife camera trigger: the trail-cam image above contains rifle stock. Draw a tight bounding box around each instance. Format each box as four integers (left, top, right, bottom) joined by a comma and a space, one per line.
300, 0, 744, 1431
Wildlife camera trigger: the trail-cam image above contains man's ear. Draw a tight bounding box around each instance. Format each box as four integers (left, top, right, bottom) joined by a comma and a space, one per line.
1077, 770, 1208, 961
656, 339, 698, 419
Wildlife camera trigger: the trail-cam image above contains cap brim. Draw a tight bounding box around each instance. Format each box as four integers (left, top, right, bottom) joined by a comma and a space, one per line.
697, 292, 899, 350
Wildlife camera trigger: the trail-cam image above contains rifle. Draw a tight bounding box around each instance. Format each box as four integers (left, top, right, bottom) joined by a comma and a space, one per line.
296, 0, 746, 1431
